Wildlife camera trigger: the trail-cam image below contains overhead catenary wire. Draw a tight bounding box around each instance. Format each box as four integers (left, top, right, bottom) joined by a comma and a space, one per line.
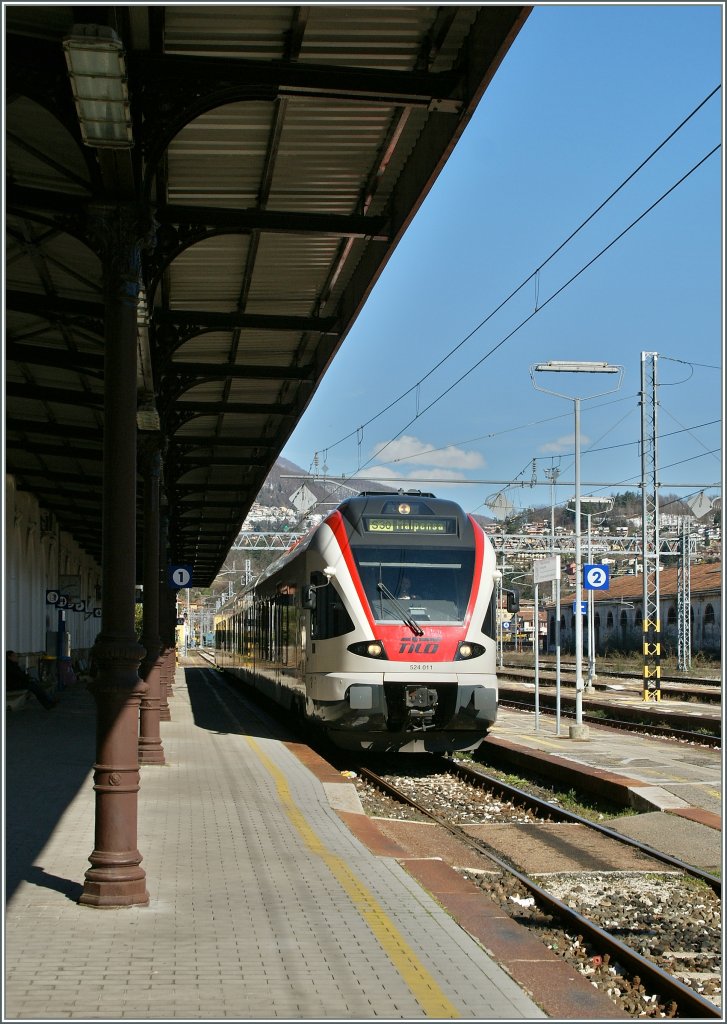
384, 363, 717, 468
314, 86, 721, 460
351, 144, 720, 478
386, 395, 635, 464
661, 355, 720, 372
302, 417, 720, 526
291, 104, 721, 532
572, 448, 722, 494
293, 407, 720, 534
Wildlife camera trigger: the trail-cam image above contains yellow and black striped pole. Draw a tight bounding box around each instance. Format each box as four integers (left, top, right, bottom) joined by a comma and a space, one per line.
642, 617, 661, 701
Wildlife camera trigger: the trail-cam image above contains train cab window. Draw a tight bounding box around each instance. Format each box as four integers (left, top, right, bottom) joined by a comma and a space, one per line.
352, 546, 474, 624
310, 575, 354, 640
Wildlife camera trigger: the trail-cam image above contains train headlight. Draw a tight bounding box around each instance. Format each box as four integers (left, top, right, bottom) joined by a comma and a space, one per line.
347, 640, 388, 659
455, 641, 485, 660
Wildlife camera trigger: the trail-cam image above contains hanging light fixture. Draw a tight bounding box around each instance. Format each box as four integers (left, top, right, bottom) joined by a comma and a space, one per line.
63, 24, 133, 148
136, 400, 161, 432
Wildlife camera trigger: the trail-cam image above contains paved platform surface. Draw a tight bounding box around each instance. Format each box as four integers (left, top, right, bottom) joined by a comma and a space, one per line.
5, 664, 554, 1021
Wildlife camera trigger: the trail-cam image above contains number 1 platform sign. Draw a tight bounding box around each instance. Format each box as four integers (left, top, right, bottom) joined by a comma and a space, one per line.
168, 564, 193, 589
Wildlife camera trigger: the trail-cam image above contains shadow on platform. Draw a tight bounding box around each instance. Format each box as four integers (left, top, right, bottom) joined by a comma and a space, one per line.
5, 681, 96, 900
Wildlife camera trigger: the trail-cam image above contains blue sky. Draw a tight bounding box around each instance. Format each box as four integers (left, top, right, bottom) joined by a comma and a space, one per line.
282, 4, 723, 521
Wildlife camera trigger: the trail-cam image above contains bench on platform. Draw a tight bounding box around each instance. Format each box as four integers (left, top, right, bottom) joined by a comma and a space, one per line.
5, 664, 55, 713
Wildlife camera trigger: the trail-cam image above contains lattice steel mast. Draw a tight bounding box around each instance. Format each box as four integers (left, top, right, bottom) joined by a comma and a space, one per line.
677, 517, 692, 671
640, 352, 661, 700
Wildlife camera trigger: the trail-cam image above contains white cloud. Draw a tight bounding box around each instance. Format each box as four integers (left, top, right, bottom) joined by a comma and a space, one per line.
367, 434, 485, 470
357, 465, 472, 487
538, 433, 589, 455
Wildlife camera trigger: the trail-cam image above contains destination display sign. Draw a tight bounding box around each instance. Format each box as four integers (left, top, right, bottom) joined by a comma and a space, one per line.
364, 516, 456, 534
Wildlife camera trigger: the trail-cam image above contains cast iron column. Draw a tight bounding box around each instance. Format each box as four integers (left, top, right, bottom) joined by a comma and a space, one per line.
80, 204, 149, 908
158, 517, 174, 719
138, 444, 165, 765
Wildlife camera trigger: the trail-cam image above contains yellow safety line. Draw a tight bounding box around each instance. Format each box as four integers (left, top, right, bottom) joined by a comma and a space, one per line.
516, 734, 564, 750
245, 734, 461, 1019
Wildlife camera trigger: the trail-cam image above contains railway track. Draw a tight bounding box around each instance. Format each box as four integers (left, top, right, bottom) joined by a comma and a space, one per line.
499, 665, 721, 705
497, 693, 721, 747
496, 663, 720, 747
349, 755, 721, 1019
502, 658, 721, 691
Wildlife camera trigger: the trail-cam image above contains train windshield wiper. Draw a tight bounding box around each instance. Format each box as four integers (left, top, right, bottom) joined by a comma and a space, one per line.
376, 581, 424, 636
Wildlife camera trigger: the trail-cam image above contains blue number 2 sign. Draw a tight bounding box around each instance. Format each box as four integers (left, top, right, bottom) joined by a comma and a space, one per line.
583, 564, 610, 590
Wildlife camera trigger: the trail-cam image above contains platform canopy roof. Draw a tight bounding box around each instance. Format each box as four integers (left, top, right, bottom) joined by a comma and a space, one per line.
5, 4, 530, 586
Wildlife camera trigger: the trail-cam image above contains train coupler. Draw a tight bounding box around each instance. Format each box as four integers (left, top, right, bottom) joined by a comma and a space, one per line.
405, 686, 437, 731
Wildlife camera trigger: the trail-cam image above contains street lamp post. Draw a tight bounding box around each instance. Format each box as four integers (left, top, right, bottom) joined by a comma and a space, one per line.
531, 361, 623, 740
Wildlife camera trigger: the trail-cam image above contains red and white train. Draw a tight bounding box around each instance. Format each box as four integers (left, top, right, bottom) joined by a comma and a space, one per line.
214, 491, 499, 753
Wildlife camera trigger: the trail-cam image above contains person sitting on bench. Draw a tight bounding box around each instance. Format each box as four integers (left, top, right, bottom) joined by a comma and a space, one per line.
5, 651, 58, 710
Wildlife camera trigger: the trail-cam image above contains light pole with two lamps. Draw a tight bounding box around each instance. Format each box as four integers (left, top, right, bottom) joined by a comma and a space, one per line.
530, 361, 623, 740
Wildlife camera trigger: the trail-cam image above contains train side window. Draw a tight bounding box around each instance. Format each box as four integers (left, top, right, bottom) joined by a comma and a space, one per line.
310, 575, 354, 640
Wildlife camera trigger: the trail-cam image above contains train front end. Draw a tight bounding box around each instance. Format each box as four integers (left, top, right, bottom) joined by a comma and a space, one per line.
309, 492, 499, 753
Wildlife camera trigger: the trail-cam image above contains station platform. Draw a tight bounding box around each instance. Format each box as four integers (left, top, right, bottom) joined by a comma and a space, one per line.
7, 662, 572, 1022
5, 662, 720, 1021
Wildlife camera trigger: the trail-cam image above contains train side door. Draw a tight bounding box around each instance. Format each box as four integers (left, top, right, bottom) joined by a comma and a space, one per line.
300, 582, 316, 682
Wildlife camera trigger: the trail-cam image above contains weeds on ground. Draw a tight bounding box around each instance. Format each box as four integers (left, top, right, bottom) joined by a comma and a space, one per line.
468, 761, 638, 823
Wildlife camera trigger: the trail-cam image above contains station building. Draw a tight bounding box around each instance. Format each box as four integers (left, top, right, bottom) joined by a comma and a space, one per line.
6, 475, 101, 676
545, 561, 721, 658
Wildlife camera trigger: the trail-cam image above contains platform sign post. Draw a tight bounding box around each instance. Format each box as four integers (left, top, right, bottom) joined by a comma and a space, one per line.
168, 566, 193, 656
583, 563, 610, 692
533, 557, 561, 735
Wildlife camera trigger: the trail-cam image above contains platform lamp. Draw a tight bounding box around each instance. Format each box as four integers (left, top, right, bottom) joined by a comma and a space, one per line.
530, 361, 623, 740
63, 25, 133, 148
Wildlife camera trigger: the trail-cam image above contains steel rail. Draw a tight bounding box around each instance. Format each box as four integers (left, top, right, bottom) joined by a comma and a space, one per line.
450, 759, 721, 895
358, 765, 721, 1019
502, 658, 721, 688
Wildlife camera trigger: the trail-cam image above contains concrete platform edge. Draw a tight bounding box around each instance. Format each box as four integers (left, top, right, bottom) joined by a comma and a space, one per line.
481, 735, 723, 824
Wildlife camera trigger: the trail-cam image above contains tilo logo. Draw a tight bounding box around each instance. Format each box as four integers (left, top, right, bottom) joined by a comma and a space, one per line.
399, 640, 440, 655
